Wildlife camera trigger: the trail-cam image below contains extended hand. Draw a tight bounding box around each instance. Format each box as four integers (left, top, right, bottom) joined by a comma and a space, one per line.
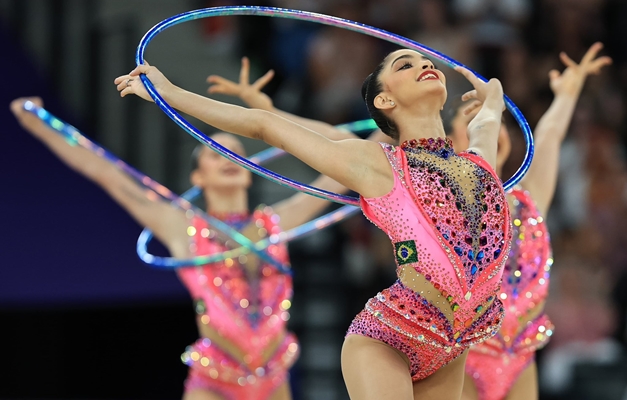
455, 66, 504, 111
549, 42, 612, 97
207, 57, 275, 110
114, 63, 175, 102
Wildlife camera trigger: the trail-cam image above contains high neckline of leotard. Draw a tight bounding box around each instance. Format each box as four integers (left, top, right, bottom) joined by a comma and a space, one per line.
400, 137, 453, 153
208, 210, 250, 227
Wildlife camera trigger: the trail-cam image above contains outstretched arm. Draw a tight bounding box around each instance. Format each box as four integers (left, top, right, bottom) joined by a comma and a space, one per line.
455, 67, 505, 170
207, 58, 392, 230
207, 57, 358, 141
10, 98, 191, 258
115, 66, 393, 199
521, 42, 611, 216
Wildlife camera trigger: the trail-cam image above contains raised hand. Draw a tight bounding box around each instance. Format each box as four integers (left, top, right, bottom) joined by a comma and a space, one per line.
207, 57, 275, 110
549, 42, 612, 97
455, 66, 504, 110
114, 63, 176, 102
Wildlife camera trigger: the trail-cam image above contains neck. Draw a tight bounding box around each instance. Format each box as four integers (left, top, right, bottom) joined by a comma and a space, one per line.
203, 187, 249, 215
396, 112, 445, 144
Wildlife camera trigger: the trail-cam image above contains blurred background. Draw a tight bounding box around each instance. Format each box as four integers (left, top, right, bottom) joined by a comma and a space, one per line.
1, 0, 627, 399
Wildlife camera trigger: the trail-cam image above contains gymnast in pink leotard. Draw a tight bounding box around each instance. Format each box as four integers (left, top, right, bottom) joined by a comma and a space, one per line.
117, 48, 510, 399
179, 206, 298, 399
443, 43, 611, 400
11, 93, 364, 400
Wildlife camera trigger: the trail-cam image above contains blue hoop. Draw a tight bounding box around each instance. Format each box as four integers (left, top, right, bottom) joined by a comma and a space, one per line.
136, 6, 533, 197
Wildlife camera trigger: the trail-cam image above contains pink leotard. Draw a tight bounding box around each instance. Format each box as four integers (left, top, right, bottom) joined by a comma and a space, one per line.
465, 188, 553, 400
347, 139, 512, 381
177, 206, 299, 400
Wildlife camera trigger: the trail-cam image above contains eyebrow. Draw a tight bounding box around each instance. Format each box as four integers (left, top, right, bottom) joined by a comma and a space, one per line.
390, 54, 430, 68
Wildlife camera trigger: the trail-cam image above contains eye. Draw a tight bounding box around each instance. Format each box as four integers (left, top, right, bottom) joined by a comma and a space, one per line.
397, 61, 413, 71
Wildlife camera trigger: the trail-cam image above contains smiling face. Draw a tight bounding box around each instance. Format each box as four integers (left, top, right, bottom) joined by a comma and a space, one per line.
376, 49, 447, 112
190, 133, 252, 192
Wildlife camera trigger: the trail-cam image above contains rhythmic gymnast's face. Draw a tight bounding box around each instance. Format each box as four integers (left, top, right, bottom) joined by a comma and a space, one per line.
190, 133, 252, 192
377, 49, 447, 113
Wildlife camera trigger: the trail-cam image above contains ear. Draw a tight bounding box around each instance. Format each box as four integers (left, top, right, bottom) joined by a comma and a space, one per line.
374, 94, 396, 110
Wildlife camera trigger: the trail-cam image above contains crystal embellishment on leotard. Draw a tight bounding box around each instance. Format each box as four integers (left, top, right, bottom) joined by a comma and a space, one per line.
195, 299, 206, 315
395, 240, 419, 265
351, 142, 509, 382
401, 137, 455, 159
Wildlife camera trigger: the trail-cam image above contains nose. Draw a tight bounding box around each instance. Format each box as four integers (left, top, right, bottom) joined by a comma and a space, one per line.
421, 60, 436, 70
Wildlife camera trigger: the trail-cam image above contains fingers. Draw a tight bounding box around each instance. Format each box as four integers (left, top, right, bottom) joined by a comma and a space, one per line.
461, 90, 477, 102
206, 75, 238, 94
548, 69, 561, 82
252, 69, 275, 90
239, 57, 250, 85
462, 100, 482, 115
454, 66, 478, 85
130, 64, 151, 76
559, 51, 577, 68
588, 56, 612, 73
581, 42, 603, 65
115, 77, 134, 92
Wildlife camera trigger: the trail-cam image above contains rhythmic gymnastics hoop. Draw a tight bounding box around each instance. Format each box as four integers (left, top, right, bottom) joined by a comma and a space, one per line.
135, 6, 534, 202
21, 101, 291, 272
136, 119, 378, 268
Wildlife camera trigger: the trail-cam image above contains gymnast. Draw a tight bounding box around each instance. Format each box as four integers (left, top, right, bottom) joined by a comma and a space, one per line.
442, 43, 610, 400
10, 95, 369, 400
115, 47, 512, 399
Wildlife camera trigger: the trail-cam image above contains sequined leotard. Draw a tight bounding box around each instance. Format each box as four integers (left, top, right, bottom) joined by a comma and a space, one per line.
465, 188, 553, 400
178, 206, 299, 400
347, 139, 511, 380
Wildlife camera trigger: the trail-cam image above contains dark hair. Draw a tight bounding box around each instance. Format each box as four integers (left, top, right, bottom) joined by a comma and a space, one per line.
362, 61, 399, 140
190, 144, 204, 171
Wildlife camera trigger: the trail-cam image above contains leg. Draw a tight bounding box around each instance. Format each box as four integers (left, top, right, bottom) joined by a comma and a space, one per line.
183, 389, 226, 400
342, 334, 415, 400
504, 361, 538, 400
412, 350, 469, 400
460, 372, 479, 400
269, 382, 292, 400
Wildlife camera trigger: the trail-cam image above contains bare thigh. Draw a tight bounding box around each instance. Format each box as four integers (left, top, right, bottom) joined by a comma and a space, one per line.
269, 382, 292, 400
342, 334, 468, 400
182, 389, 226, 400
505, 361, 538, 400
460, 372, 479, 400
412, 349, 468, 400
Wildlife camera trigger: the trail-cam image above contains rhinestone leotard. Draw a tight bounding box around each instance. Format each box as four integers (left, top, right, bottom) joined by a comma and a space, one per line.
465, 188, 553, 400
347, 139, 512, 381
177, 206, 299, 400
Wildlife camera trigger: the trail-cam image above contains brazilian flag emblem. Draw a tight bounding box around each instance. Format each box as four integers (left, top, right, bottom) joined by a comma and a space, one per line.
395, 240, 418, 265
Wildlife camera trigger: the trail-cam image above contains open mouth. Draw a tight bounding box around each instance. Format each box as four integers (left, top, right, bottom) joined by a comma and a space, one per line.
417, 71, 439, 82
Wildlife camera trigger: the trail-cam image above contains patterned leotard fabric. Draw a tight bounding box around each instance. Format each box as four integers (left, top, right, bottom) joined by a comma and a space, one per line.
465, 188, 553, 400
177, 206, 299, 400
347, 139, 512, 381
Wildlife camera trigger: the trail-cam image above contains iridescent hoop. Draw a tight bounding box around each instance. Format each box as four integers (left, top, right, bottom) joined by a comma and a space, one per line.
22, 101, 290, 272
136, 6, 534, 198
136, 119, 377, 268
